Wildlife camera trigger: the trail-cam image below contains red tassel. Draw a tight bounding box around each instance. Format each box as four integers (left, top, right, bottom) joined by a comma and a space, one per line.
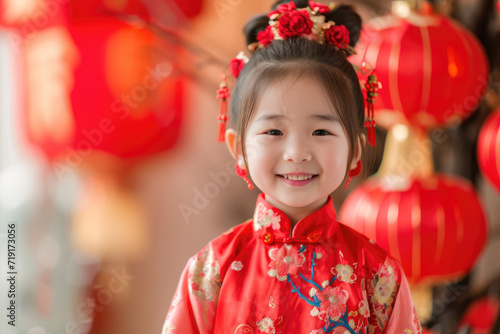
216, 74, 230, 143
367, 121, 376, 147
217, 101, 228, 142
364, 74, 379, 147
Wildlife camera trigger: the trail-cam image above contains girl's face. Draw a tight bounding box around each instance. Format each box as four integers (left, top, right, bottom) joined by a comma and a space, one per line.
243, 75, 358, 215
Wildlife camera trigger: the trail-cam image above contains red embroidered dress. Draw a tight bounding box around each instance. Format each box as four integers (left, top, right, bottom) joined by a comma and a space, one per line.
163, 194, 422, 334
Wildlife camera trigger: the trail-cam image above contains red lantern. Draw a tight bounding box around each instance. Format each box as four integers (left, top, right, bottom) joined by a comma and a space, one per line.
478, 108, 500, 193
477, 109, 500, 191
422, 330, 438, 334
23, 17, 184, 161
68, 18, 183, 159
458, 296, 500, 333
66, 0, 150, 21
340, 174, 488, 285
350, 10, 489, 130
66, 0, 204, 22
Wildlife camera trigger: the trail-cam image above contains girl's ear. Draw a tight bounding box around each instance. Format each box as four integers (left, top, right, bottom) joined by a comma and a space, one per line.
349, 134, 366, 170
225, 128, 243, 161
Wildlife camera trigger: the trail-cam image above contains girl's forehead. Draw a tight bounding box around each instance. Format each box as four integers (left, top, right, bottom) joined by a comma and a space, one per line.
252, 75, 338, 118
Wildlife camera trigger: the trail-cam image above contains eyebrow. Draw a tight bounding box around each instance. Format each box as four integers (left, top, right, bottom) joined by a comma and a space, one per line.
255, 113, 339, 122
311, 114, 339, 122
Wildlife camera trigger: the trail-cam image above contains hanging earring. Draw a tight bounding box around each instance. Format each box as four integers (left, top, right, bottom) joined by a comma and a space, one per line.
345, 161, 362, 189
235, 162, 254, 190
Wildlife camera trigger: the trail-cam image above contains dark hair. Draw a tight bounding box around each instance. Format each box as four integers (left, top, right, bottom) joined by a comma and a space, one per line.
231, 1, 365, 176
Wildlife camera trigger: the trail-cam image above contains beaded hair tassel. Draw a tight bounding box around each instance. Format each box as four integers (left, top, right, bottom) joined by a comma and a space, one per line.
216, 74, 230, 142
364, 74, 380, 147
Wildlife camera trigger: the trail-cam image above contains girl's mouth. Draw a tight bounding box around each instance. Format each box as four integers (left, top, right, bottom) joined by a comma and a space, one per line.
277, 174, 318, 186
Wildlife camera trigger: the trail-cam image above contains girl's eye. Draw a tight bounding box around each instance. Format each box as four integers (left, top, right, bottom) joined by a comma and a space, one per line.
313, 129, 332, 136
264, 129, 283, 136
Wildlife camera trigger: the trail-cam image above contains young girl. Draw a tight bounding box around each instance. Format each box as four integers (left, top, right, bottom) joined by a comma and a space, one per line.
162, 1, 422, 333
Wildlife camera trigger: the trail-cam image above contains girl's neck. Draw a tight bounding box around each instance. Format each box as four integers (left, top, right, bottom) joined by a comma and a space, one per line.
264, 194, 329, 229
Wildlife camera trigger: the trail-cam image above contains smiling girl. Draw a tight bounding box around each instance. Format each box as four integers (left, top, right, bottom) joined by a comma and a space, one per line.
162, 1, 421, 333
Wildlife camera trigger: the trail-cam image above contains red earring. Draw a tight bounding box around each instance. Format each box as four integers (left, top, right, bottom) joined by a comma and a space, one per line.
345, 161, 362, 189
235, 163, 254, 190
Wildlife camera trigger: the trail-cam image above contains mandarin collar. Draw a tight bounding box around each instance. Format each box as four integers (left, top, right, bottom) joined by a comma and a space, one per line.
253, 193, 338, 244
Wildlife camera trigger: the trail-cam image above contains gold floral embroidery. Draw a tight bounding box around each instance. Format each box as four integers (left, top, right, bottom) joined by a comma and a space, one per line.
188, 245, 222, 325
367, 263, 400, 332
162, 323, 176, 333
256, 317, 276, 334
332, 264, 357, 284
234, 324, 255, 333
371, 265, 397, 305
269, 295, 276, 308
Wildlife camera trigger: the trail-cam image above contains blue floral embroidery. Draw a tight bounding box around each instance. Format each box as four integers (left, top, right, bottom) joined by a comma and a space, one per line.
285, 249, 361, 334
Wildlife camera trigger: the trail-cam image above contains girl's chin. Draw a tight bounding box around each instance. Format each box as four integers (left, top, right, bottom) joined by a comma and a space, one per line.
265, 193, 328, 210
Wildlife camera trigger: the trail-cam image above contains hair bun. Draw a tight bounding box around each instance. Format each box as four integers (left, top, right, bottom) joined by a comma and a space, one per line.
271, 0, 308, 10
243, 14, 270, 46
325, 4, 362, 48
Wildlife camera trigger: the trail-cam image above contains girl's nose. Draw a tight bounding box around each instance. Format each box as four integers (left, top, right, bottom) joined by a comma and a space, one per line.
283, 137, 312, 162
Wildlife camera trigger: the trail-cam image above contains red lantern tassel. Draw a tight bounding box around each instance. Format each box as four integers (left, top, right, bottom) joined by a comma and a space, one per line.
216, 75, 230, 143
364, 74, 379, 147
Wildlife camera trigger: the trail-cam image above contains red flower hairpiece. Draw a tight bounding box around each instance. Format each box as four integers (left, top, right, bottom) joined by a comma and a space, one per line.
308, 1, 330, 14
230, 58, 245, 78
268, 1, 297, 18
325, 24, 350, 49
277, 9, 313, 38
249, 1, 354, 54
229, 51, 249, 79
257, 26, 274, 47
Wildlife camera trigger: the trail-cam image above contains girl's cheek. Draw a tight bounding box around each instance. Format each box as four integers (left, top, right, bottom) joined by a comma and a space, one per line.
246, 135, 271, 158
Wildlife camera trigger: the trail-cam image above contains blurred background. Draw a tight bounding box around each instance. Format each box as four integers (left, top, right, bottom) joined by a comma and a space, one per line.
0, 0, 500, 333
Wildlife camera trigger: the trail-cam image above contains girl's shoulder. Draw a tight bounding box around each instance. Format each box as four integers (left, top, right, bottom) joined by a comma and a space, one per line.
189, 218, 255, 275
210, 218, 255, 252
335, 221, 406, 293
336, 220, 393, 266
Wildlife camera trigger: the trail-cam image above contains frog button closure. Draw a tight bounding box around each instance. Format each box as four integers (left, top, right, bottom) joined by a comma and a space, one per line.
307, 232, 320, 243
260, 232, 274, 245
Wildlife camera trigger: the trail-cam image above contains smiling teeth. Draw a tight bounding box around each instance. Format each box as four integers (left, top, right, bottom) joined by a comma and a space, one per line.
282, 174, 314, 181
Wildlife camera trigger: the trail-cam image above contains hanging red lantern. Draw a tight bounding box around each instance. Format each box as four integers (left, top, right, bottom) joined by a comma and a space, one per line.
68, 17, 183, 159
457, 296, 500, 333
340, 124, 488, 285
350, 7, 489, 130
340, 173, 487, 285
66, 0, 204, 22
477, 108, 500, 193
23, 16, 184, 161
